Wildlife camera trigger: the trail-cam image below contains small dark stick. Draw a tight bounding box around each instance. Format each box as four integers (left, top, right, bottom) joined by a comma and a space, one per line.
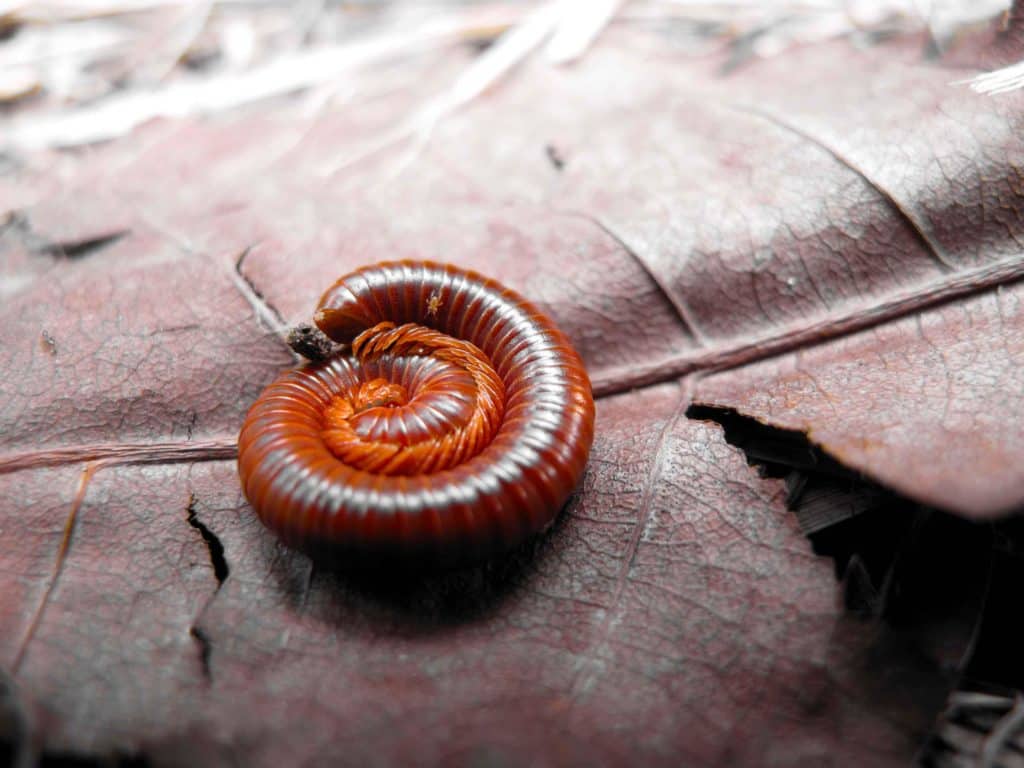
286, 323, 337, 361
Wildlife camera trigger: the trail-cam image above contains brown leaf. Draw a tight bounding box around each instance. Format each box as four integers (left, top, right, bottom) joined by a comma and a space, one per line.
2, 11, 1020, 766
693, 283, 1024, 518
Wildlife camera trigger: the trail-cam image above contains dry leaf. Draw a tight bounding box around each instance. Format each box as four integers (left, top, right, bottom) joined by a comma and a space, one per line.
1, 5, 1021, 765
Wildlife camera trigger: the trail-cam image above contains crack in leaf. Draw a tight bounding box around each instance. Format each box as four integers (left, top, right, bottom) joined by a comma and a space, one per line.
185, 494, 229, 587
40, 231, 130, 260
3, 449, 239, 685
3, 210, 129, 260
182, 491, 233, 686
189, 625, 215, 684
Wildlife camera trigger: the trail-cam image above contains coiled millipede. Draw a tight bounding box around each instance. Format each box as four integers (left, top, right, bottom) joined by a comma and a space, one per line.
237, 261, 595, 566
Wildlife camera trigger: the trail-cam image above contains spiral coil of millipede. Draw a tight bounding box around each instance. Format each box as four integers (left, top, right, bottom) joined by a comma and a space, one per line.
238, 261, 595, 566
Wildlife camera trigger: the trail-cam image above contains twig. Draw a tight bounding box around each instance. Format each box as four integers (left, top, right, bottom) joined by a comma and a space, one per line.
546, 0, 623, 64
0, 11, 524, 151
322, 1, 563, 179
980, 693, 1024, 768
964, 60, 1024, 95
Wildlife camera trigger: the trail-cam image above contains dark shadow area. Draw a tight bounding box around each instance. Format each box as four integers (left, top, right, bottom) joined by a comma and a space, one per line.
689, 403, 991, 656
922, 520, 1024, 766
688, 404, 1024, 766
0, 739, 151, 767
1, 671, 31, 768
2, 671, 149, 768
275, 494, 578, 633
36, 752, 148, 768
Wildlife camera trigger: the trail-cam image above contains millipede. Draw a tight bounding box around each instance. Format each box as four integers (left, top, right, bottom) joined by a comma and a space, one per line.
237, 261, 596, 566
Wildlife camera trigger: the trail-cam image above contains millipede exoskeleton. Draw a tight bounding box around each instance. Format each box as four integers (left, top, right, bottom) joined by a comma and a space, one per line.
237, 261, 595, 566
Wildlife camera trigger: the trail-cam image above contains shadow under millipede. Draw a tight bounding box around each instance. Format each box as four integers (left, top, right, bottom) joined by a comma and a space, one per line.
270, 496, 579, 633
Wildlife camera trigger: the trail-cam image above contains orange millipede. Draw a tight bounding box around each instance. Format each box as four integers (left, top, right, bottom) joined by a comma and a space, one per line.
237, 261, 596, 566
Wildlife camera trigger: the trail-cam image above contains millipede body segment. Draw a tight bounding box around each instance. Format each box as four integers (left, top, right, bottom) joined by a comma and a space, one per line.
237, 261, 595, 565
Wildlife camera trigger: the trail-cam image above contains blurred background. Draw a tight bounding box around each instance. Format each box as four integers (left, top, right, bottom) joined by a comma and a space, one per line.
0, 0, 1013, 155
